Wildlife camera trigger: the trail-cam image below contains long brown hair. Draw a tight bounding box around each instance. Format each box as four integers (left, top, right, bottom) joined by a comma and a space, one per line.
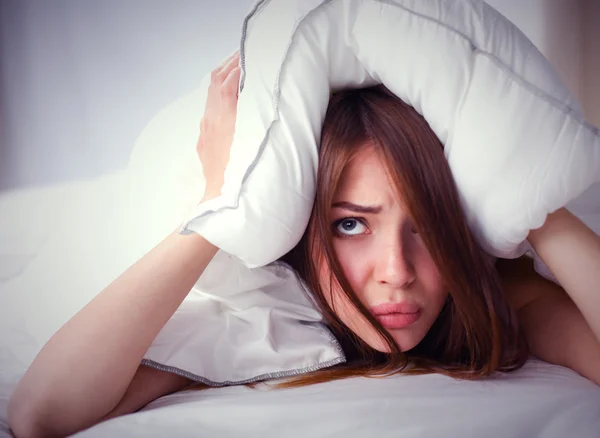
276, 85, 529, 387
187, 85, 529, 393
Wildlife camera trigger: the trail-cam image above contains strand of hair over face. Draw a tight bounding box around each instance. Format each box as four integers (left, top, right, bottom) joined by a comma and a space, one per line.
188, 85, 531, 393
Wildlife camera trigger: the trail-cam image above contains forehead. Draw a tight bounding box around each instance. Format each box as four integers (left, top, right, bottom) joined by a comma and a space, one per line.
334, 146, 399, 204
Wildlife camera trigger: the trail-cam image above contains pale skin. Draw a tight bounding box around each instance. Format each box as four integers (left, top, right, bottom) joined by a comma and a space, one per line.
8, 51, 600, 437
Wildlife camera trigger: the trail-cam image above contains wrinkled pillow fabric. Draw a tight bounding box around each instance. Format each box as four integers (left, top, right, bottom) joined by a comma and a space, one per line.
175, 0, 600, 266
142, 252, 345, 385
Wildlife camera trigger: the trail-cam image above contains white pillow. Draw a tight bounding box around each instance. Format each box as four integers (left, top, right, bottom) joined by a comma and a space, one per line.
168, 0, 600, 268
142, 253, 344, 385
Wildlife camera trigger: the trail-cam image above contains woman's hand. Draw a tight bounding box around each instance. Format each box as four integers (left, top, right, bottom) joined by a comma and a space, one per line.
197, 51, 242, 203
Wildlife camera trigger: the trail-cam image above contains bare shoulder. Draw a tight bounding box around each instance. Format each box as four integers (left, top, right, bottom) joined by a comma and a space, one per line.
495, 255, 564, 312
98, 365, 194, 423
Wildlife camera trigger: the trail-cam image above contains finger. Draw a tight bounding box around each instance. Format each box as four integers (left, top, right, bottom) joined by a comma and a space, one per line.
222, 66, 242, 100
217, 50, 238, 68
216, 50, 240, 74
211, 51, 239, 84
218, 52, 241, 79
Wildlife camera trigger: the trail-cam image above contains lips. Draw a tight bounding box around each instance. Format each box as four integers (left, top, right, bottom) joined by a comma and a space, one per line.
375, 311, 421, 329
370, 302, 421, 329
370, 302, 420, 316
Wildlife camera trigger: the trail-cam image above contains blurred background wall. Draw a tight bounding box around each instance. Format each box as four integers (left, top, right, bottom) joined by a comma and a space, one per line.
0, 0, 598, 191
486, 0, 600, 125
0, 0, 254, 190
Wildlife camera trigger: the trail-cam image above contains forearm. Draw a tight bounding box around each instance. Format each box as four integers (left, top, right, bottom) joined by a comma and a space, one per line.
8, 230, 217, 437
527, 208, 600, 343
498, 254, 600, 385
516, 287, 600, 385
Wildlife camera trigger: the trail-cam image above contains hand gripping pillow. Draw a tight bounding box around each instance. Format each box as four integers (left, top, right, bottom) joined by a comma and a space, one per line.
126, 79, 345, 384
175, 0, 600, 267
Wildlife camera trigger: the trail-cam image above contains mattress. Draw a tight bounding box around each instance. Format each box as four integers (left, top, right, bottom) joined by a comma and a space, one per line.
0, 171, 599, 437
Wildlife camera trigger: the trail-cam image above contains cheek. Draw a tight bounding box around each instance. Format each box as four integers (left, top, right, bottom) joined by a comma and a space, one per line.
318, 250, 388, 350
415, 248, 447, 303
317, 253, 361, 314
320, 238, 448, 354
410, 249, 448, 348
332, 240, 370, 294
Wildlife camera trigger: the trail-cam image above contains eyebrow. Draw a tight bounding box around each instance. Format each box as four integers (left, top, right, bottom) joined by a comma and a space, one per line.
331, 201, 382, 214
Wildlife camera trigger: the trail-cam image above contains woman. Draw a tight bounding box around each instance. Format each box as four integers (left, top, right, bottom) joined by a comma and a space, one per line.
8, 52, 600, 438
277, 82, 600, 386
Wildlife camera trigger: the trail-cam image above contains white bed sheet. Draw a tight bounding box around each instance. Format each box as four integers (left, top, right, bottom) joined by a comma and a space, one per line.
73, 360, 600, 438
1, 172, 599, 438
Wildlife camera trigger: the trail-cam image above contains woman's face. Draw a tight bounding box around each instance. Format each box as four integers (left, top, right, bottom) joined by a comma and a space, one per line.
320, 145, 448, 352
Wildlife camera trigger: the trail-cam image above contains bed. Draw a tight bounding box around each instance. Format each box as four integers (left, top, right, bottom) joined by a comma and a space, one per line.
0, 170, 599, 437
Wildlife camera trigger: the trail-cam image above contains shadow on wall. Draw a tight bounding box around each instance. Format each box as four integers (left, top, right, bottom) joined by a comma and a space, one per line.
580, 0, 600, 126
541, 0, 582, 103
541, 0, 600, 126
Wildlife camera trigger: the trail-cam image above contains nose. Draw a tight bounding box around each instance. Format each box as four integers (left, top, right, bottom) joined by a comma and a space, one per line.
374, 238, 416, 289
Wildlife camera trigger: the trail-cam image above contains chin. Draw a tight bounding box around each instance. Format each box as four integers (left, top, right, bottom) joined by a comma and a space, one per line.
391, 334, 422, 353
364, 331, 423, 354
